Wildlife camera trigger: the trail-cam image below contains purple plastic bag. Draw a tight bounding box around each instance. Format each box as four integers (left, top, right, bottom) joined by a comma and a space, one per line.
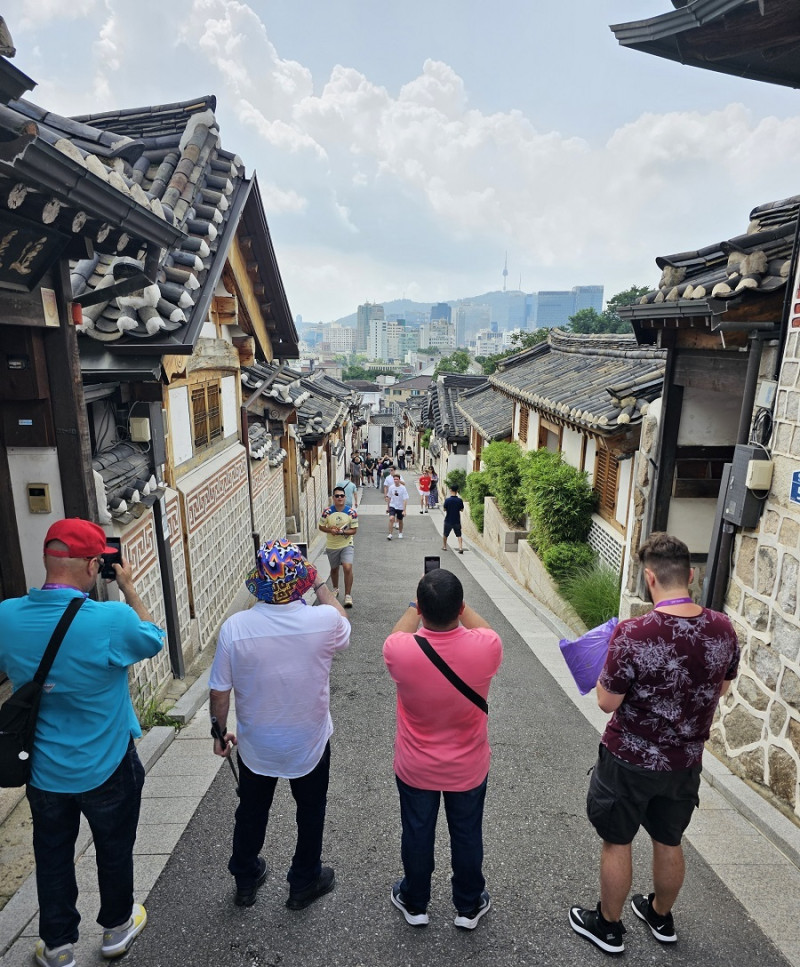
558, 617, 619, 695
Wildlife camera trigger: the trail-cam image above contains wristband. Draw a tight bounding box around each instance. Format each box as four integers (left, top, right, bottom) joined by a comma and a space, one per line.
211, 727, 226, 738
408, 601, 417, 609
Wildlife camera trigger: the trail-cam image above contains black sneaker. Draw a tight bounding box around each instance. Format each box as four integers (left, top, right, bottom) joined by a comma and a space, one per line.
631, 893, 677, 943
234, 858, 268, 907
569, 903, 626, 955
391, 882, 429, 926
454, 890, 491, 930
286, 866, 335, 910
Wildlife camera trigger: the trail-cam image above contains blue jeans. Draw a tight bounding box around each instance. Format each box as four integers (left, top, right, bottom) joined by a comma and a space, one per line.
395, 774, 488, 914
229, 743, 330, 891
26, 741, 144, 948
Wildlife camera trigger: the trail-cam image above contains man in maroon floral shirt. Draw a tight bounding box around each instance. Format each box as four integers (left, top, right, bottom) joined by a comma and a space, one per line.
569, 533, 739, 956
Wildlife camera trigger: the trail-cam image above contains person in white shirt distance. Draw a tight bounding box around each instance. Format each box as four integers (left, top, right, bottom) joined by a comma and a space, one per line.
386, 473, 409, 541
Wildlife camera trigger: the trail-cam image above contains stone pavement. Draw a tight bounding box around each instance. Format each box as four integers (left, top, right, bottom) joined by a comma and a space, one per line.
1, 477, 799, 966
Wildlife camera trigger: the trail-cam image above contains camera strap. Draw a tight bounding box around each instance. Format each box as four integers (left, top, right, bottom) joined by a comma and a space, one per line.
412, 635, 488, 714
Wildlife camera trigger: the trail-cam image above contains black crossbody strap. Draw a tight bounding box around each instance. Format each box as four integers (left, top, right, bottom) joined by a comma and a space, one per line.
413, 634, 488, 715
33, 597, 83, 685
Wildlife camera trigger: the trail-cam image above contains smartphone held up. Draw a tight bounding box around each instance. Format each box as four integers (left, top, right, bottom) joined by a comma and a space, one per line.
101, 537, 122, 580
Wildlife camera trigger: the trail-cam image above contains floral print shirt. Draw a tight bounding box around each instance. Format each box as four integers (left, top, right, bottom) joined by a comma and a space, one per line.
600, 608, 739, 771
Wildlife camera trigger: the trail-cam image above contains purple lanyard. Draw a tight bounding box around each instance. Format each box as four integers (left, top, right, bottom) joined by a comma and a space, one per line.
42, 584, 89, 597
655, 596, 693, 608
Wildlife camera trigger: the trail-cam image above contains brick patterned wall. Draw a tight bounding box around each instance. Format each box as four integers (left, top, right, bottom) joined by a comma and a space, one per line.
252, 459, 287, 543
178, 445, 252, 650
165, 489, 194, 662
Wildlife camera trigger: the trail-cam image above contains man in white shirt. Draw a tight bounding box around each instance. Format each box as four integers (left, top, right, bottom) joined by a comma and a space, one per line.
209, 540, 350, 910
386, 473, 409, 540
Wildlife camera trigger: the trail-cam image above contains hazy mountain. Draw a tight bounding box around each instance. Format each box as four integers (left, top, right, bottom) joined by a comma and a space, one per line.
331, 290, 528, 327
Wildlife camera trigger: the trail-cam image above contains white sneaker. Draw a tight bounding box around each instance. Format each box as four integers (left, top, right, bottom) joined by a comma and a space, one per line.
387, 534, 392, 540
331, 586, 340, 598
398, 533, 404, 539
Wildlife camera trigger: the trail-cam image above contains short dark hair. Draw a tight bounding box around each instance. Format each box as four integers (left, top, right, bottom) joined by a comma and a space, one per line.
637, 532, 690, 587
416, 569, 463, 626
333, 489, 346, 497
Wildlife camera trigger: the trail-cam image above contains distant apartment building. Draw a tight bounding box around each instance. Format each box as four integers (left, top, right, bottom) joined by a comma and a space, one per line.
535, 285, 604, 328
430, 302, 452, 323
474, 328, 504, 357
367, 313, 388, 360
420, 319, 457, 351
386, 319, 420, 361
325, 324, 356, 354
357, 301, 384, 353
454, 303, 491, 346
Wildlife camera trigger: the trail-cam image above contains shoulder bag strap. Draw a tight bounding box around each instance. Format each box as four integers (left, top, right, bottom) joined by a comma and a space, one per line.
413, 634, 488, 714
33, 597, 84, 685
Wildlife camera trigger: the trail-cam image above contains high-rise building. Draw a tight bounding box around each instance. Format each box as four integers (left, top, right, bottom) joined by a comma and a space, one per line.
430, 302, 452, 323
420, 319, 456, 351
325, 324, 355, 354
356, 302, 384, 353
535, 286, 603, 329
454, 303, 491, 346
366, 312, 388, 360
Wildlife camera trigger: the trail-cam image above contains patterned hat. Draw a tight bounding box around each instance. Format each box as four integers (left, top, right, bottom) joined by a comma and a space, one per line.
245, 539, 317, 604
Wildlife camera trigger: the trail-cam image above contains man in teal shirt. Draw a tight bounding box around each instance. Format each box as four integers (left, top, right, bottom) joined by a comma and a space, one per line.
0, 518, 164, 967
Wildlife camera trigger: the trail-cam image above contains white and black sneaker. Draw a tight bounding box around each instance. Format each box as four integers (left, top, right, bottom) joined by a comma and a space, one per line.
391, 882, 429, 927
569, 903, 625, 955
454, 891, 491, 930
631, 893, 677, 943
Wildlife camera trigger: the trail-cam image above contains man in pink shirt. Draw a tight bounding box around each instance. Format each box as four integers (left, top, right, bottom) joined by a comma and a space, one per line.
383, 569, 502, 930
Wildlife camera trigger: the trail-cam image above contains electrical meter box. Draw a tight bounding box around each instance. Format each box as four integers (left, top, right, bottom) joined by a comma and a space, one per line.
722, 444, 769, 528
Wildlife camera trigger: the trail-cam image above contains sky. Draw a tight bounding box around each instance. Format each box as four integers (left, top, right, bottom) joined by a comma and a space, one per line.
5, 0, 800, 323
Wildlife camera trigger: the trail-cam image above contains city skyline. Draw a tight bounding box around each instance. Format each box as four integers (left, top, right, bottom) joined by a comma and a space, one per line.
7, 1, 800, 323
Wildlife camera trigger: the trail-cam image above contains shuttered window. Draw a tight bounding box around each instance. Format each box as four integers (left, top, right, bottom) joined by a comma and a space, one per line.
517, 405, 529, 443
191, 381, 224, 451
594, 448, 619, 517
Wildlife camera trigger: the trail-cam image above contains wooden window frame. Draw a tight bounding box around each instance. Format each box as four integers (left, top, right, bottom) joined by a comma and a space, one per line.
517, 405, 529, 443
594, 447, 620, 520
191, 379, 223, 452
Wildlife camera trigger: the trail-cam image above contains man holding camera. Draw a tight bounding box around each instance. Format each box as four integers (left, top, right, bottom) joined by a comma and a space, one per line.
383, 569, 502, 930
0, 518, 164, 967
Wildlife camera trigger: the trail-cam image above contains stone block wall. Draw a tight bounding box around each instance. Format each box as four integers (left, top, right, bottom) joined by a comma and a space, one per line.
300, 459, 329, 546
251, 459, 287, 544
178, 444, 252, 651
712, 326, 800, 817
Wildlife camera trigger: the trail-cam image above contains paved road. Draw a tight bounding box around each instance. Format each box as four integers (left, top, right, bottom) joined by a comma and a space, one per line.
123, 485, 789, 967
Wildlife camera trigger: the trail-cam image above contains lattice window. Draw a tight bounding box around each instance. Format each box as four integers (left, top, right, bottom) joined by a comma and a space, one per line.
517, 405, 529, 443
191, 381, 223, 451
594, 448, 619, 517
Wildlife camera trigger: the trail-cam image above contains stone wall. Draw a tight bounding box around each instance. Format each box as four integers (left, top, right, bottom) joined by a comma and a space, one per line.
300, 459, 329, 547
251, 458, 287, 543
711, 326, 800, 817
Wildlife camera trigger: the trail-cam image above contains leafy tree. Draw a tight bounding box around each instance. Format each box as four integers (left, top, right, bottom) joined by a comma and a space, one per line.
434, 349, 471, 377
567, 286, 650, 335
568, 307, 608, 334
602, 285, 650, 330
481, 440, 527, 524
481, 328, 548, 375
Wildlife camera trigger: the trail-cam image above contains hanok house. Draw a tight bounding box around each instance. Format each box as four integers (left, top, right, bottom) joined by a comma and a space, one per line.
611, 0, 800, 816
423, 373, 488, 483
455, 380, 513, 471
1, 74, 299, 697
241, 361, 361, 543
489, 330, 666, 573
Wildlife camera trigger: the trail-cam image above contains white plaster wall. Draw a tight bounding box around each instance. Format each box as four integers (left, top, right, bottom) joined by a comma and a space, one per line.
616, 456, 633, 527
221, 374, 238, 438
529, 411, 540, 450
169, 385, 193, 467
7, 447, 66, 588
200, 321, 217, 339
666, 497, 717, 553
585, 437, 597, 474
561, 427, 582, 469
678, 387, 740, 445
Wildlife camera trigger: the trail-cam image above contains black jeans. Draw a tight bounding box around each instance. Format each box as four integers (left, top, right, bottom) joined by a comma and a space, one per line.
228, 743, 330, 891
27, 741, 144, 948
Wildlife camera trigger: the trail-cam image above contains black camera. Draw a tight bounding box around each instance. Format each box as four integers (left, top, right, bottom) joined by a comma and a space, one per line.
101, 537, 122, 580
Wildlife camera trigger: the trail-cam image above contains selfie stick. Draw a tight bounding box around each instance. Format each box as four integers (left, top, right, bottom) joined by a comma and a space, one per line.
210, 716, 240, 796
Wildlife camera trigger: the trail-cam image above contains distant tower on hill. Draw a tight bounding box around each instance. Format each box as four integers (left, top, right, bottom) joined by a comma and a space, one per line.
502, 251, 508, 292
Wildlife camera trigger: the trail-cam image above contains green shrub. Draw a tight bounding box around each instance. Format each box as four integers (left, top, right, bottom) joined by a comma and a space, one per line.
421, 428, 432, 449
464, 470, 492, 532
559, 561, 621, 628
523, 449, 596, 552
481, 440, 527, 525
444, 468, 467, 493
541, 542, 596, 583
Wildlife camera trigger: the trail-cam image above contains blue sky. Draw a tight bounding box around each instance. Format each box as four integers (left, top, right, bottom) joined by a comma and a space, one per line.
6, 1, 800, 322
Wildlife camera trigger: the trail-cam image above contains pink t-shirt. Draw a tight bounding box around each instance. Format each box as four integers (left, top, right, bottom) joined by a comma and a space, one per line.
383, 625, 502, 791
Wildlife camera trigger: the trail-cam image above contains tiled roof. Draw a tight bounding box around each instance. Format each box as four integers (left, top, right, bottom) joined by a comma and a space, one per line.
92, 441, 165, 525
490, 329, 665, 434
630, 195, 798, 315
456, 382, 513, 442
426, 374, 488, 442
6, 94, 297, 359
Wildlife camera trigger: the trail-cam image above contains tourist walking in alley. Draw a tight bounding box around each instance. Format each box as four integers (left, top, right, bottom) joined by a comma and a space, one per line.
320, 487, 359, 607
386, 472, 409, 540
418, 467, 431, 513
442, 484, 465, 554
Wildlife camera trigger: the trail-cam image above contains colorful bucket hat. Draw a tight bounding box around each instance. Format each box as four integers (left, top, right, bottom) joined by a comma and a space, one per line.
245, 539, 318, 604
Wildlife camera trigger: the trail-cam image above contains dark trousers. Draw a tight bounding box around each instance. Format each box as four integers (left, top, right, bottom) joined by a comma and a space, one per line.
27, 741, 144, 948
395, 773, 488, 914
229, 743, 330, 891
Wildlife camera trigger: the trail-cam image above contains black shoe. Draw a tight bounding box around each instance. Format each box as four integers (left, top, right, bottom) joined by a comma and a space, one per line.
286, 866, 335, 910
569, 903, 625, 955
234, 857, 267, 907
631, 893, 677, 943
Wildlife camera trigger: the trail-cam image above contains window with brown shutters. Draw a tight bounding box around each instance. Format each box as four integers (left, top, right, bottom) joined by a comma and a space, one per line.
517, 405, 529, 443
191, 380, 224, 451
594, 448, 619, 517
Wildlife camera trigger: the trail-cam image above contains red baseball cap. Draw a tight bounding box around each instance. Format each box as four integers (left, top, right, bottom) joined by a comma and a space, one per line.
43, 518, 117, 559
